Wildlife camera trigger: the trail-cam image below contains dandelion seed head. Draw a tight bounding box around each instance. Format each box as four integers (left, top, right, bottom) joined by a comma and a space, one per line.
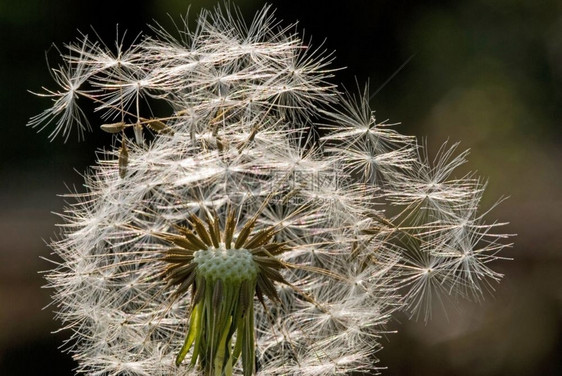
31, 4, 512, 375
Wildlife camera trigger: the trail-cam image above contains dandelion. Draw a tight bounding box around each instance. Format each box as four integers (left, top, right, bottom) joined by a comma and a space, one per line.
33, 4, 511, 376
28, 39, 93, 142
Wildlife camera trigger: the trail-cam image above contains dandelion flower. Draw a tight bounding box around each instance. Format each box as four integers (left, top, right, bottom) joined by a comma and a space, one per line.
33, 4, 511, 376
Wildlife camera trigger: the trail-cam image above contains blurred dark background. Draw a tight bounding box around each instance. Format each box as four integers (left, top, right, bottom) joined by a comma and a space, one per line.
1, 0, 560, 375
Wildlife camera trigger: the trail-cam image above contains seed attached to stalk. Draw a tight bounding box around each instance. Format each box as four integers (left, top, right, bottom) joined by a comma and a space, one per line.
100, 121, 128, 134
118, 140, 128, 179
145, 118, 174, 134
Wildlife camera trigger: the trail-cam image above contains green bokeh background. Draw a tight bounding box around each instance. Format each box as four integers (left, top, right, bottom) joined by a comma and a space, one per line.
1, 0, 560, 375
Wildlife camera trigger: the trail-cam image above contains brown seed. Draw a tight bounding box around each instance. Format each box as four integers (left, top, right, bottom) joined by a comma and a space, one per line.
146, 118, 173, 134
100, 122, 127, 133
119, 142, 128, 178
